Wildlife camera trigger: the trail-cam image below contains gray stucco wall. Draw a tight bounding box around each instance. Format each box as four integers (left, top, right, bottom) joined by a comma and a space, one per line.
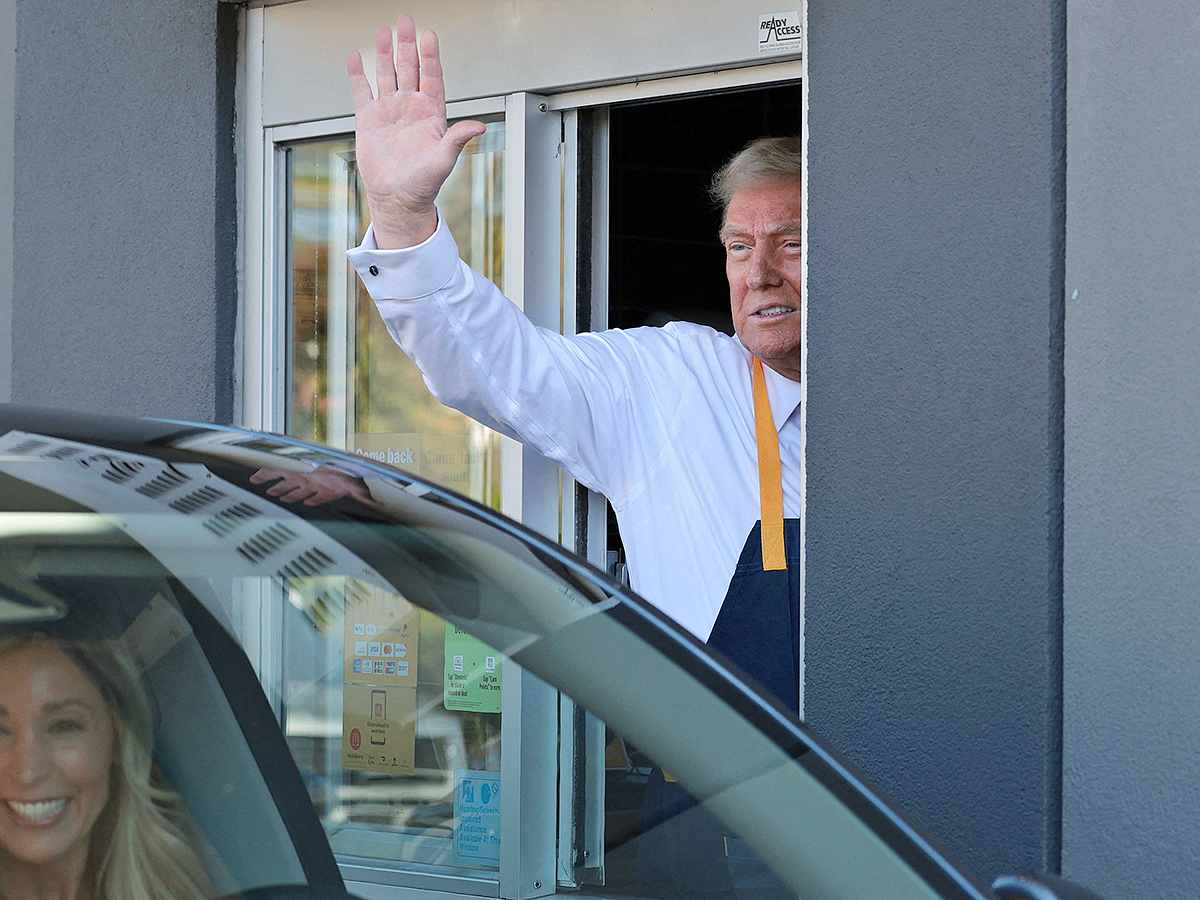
1063, 2, 1200, 898
804, 0, 1065, 881
10, 0, 236, 421
1, 0, 14, 403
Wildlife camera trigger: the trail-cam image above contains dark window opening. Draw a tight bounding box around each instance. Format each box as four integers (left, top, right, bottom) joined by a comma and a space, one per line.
599, 84, 803, 894
608, 84, 804, 334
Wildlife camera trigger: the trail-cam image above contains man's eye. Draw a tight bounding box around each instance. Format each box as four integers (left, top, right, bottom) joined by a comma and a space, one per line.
726, 242, 750, 253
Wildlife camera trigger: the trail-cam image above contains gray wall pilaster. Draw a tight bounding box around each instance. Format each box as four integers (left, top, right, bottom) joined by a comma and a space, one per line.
1063, 2, 1200, 897
11, 0, 236, 420
1, 0, 14, 403
804, 0, 1066, 879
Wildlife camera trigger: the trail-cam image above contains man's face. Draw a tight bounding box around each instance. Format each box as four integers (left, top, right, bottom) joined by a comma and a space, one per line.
721, 180, 803, 381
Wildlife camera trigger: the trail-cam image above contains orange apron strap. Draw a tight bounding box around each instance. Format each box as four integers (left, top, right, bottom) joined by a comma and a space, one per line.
752, 357, 787, 571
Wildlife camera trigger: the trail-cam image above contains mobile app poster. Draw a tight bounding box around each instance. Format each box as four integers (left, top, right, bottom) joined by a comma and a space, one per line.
342, 684, 416, 775
443, 624, 502, 714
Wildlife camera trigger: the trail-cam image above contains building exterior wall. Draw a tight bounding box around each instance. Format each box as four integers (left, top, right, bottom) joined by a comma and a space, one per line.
1063, 1, 1200, 897
804, 0, 1065, 881
9, 0, 236, 421
3, 0, 1199, 894
1, 0, 14, 403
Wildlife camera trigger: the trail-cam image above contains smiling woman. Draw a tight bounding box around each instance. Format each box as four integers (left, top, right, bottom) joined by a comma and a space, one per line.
0, 636, 213, 900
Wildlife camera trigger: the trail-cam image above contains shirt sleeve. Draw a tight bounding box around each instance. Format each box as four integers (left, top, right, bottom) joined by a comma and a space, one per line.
346, 214, 683, 507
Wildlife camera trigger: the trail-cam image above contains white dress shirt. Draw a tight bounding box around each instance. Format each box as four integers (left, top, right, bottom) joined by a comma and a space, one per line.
348, 215, 802, 640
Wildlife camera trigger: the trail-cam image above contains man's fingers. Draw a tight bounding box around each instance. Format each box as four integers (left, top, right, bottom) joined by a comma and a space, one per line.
347, 52, 376, 108
394, 15, 420, 93
417, 29, 446, 109
374, 25, 398, 95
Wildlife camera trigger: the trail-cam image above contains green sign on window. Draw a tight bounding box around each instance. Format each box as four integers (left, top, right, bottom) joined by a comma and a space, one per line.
444, 624, 502, 713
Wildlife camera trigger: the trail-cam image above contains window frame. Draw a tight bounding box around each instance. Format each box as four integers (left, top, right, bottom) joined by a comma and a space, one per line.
237, 11, 807, 890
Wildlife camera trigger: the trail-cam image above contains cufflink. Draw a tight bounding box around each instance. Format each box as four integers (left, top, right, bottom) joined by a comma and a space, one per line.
369, 265, 379, 276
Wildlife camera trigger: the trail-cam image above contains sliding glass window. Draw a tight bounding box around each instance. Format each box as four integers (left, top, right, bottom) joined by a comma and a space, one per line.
285, 126, 506, 506
280, 126, 511, 879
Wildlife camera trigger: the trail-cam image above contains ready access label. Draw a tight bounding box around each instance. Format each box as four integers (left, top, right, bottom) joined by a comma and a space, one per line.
759, 10, 803, 55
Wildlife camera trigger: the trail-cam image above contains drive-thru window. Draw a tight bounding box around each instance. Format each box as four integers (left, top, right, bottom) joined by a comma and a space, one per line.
238, 3, 805, 896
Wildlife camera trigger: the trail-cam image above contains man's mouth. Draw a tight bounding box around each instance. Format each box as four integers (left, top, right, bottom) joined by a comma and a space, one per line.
6, 799, 68, 824
753, 305, 796, 318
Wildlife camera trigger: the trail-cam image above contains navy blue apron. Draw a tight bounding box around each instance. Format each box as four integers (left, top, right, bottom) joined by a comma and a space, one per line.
636, 358, 799, 900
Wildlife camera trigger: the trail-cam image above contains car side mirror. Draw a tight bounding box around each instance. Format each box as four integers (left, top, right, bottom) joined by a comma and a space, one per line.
992, 872, 1107, 900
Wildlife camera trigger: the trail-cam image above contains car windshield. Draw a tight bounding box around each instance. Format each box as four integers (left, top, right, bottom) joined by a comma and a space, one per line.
0, 416, 987, 900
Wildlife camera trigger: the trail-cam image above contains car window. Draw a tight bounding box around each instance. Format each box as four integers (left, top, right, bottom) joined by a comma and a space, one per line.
0, 422, 988, 900
0, 511, 313, 897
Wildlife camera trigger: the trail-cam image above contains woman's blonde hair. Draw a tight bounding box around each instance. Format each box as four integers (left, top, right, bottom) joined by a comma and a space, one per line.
0, 634, 213, 900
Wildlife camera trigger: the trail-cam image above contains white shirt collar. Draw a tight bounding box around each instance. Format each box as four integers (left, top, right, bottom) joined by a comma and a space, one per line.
733, 337, 802, 431
761, 362, 803, 432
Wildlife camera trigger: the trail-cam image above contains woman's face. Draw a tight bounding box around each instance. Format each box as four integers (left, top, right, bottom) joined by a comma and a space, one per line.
0, 645, 115, 876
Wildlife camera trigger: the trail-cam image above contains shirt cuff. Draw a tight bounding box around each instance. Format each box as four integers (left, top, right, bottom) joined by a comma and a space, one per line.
346, 211, 462, 300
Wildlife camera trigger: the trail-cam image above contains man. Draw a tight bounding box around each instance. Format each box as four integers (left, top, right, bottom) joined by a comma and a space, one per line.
346, 17, 802, 714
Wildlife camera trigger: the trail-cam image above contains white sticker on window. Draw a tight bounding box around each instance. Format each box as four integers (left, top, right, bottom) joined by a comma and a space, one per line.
759, 10, 803, 55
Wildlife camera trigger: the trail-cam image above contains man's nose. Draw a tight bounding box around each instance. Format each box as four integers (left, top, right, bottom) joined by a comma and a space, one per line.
746, 246, 782, 289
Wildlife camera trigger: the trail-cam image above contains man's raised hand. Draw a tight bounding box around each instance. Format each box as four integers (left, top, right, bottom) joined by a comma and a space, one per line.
347, 16, 486, 249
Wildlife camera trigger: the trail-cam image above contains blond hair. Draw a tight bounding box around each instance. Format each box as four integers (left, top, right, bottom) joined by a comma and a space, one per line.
0, 635, 213, 900
709, 136, 804, 216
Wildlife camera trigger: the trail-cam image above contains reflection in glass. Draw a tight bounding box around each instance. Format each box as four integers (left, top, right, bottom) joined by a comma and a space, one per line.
285, 127, 506, 509
281, 577, 501, 873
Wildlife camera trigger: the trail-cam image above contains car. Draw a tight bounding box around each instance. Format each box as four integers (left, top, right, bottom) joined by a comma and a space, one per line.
0, 403, 1105, 900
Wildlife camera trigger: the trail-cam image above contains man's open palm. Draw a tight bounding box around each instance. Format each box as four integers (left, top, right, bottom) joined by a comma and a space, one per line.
347, 16, 486, 247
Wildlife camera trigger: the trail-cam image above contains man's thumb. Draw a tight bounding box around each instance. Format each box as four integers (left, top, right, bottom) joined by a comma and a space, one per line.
445, 119, 488, 154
